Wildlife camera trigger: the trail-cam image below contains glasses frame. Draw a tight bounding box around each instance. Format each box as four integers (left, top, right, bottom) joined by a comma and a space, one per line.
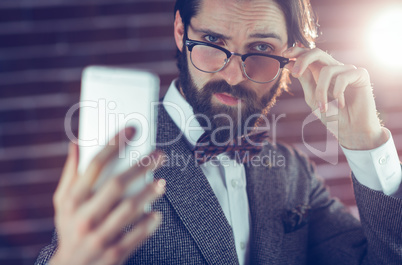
184, 35, 290, 84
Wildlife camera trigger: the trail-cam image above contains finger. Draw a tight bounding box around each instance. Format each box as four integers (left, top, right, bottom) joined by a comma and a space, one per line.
53, 142, 79, 208
282, 47, 308, 73
104, 212, 162, 264
72, 127, 136, 204
298, 67, 317, 109
283, 60, 295, 72
82, 127, 136, 187
96, 179, 166, 244
80, 150, 165, 226
315, 65, 356, 112
116, 150, 166, 185
290, 48, 341, 78
118, 212, 161, 253
332, 67, 368, 109
283, 46, 308, 57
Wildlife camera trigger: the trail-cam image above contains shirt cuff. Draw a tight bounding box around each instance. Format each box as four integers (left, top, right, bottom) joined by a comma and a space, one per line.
341, 128, 402, 196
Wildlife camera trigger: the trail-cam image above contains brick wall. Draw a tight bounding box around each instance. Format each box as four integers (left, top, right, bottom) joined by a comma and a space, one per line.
0, 0, 401, 264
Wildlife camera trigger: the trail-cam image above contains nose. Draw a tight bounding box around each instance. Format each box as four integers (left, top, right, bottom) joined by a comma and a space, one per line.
218, 54, 248, 86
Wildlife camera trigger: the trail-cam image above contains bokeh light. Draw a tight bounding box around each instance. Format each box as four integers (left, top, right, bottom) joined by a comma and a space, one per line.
367, 4, 402, 69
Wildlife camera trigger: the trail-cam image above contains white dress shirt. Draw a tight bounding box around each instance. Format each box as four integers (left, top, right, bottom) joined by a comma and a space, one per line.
341, 132, 402, 195
162, 79, 402, 265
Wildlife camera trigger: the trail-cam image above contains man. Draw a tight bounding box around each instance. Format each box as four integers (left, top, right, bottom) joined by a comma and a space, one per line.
36, 0, 402, 264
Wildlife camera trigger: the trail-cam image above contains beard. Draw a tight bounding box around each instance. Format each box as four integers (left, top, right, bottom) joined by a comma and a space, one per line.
177, 48, 283, 145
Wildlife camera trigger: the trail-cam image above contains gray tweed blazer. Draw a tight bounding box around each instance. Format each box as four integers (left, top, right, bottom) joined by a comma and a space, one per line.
36, 104, 402, 265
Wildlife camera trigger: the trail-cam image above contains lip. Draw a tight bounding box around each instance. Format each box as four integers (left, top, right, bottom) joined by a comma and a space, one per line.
214, 93, 242, 106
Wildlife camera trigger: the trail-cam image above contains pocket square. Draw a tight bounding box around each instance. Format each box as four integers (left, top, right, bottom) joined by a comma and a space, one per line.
282, 204, 311, 233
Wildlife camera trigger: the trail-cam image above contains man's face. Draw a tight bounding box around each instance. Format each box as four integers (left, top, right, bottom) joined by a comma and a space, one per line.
175, 0, 288, 143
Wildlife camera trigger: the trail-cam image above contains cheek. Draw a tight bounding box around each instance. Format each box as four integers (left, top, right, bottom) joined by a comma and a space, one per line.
187, 55, 210, 89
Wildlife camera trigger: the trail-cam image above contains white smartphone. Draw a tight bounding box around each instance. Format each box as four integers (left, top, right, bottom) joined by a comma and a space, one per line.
78, 66, 160, 196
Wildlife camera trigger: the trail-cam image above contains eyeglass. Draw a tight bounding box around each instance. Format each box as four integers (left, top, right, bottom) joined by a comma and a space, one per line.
185, 35, 289, 84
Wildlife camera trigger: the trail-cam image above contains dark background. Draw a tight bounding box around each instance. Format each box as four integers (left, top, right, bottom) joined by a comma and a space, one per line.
1, 0, 401, 264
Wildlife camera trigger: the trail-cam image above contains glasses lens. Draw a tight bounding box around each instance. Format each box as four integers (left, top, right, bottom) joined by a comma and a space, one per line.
244, 55, 281, 83
190, 45, 227, 73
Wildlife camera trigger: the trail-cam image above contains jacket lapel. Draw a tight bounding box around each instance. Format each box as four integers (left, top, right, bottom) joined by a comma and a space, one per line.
245, 149, 286, 264
154, 104, 239, 265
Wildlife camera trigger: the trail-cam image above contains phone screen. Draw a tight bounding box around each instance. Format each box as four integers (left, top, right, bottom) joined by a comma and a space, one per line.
78, 66, 160, 196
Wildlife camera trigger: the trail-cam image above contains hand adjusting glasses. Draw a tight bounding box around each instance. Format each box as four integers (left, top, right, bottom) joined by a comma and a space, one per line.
185, 28, 289, 84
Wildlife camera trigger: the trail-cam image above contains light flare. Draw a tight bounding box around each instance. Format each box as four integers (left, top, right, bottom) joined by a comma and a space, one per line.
367, 5, 402, 69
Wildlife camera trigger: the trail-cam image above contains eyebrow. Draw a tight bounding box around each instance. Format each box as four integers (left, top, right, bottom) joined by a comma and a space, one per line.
191, 27, 232, 40
249, 32, 283, 42
190, 26, 283, 43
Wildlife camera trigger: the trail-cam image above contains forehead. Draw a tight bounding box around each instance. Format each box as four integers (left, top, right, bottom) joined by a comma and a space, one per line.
191, 0, 288, 44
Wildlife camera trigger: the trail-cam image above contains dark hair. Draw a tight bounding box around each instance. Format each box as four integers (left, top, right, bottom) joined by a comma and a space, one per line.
174, 0, 319, 91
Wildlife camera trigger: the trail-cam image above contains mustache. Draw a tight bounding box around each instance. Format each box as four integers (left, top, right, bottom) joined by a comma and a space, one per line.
201, 80, 258, 103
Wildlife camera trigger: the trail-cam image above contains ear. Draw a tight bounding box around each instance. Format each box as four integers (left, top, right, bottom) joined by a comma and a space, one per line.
174, 10, 185, 52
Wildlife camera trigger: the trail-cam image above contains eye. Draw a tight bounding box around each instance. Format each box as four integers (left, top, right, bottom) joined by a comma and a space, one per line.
204, 35, 219, 43
253, 43, 273, 53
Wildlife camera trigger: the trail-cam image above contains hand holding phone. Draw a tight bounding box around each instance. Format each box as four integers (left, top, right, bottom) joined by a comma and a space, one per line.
49, 66, 164, 265
50, 129, 166, 265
